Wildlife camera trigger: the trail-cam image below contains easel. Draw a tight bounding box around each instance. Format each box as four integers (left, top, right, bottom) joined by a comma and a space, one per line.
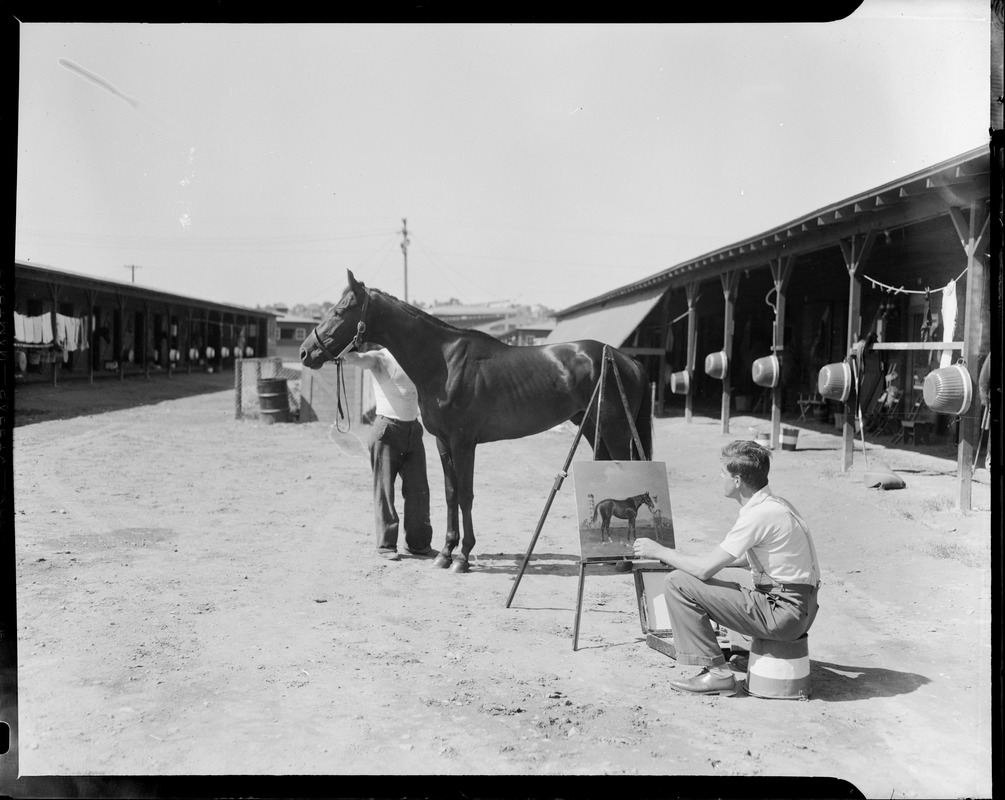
503, 346, 650, 650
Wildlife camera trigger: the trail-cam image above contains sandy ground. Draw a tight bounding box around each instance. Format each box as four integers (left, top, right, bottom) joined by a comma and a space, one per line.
6, 371, 994, 798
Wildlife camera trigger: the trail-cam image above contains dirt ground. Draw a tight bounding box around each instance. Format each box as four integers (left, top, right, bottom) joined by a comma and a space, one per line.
6, 371, 994, 798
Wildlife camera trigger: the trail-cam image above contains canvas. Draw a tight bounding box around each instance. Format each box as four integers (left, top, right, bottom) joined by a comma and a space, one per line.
573, 461, 674, 561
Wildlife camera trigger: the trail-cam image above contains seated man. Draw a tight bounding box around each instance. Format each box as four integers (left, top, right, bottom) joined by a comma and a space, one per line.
633, 440, 821, 696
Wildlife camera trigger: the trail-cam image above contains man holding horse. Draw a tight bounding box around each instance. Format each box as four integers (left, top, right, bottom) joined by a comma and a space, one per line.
340, 344, 436, 561
633, 440, 820, 697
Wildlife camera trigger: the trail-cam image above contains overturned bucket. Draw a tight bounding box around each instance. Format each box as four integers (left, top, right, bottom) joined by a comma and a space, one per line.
670, 370, 690, 395
751, 355, 779, 388
780, 427, 799, 451
704, 351, 728, 380
923, 363, 973, 416
818, 361, 852, 403
746, 634, 811, 700
257, 378, 290, 424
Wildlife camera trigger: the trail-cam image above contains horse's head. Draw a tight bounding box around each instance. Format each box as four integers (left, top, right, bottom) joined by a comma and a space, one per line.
643, 491, 655, 511
300, 270, 370, 369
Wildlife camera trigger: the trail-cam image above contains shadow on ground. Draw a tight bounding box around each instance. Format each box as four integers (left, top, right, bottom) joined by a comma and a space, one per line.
14, 370, 238, 426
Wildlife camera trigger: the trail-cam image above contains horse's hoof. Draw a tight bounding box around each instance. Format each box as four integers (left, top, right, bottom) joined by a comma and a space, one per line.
432, 554, 452, 569
448, 558, 470, 574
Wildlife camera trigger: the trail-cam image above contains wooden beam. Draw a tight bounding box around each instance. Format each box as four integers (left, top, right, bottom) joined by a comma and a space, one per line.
870, 341, 965, 351
953, 201, 990, 511
721, 271, 741, 434
684, 281, 702, 424
768, 256, 795, 448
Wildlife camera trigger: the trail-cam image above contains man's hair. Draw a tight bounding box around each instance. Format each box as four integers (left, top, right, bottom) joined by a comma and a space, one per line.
721, 440, 771, 489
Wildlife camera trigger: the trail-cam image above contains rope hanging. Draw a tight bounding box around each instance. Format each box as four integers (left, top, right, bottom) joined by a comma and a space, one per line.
861, 264, 969, 296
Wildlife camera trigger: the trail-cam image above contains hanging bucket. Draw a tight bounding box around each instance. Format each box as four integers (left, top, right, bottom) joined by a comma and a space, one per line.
751, 355, 779, 388
818, 361, 852, 402
746, 634, 811, 700
669, 370, 690, 395
221, 346, 230, 359
16, 350, 27, 372
780, 427, 799, 451
189, 347, 199, 361
245, 346, 254, 357
923, 363, 973, 416
257, 378, 290, 424
205, 346, 215, 360
704, 351, 728, 380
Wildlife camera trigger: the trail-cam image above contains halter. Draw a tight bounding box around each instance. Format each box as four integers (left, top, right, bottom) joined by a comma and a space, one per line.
308, 288, 371, 364
306, 288, 371, 434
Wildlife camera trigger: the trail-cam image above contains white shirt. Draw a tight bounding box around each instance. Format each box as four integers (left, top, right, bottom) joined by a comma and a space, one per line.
719, 487, 820, 587
342, 347, 420, 422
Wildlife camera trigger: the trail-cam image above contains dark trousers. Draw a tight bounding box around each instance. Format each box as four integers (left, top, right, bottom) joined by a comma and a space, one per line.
663, 567, 819, 668
369, 415, 433, 552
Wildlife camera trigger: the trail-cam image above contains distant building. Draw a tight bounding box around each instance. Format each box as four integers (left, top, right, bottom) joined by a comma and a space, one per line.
424, 301, 525, 330
472, 314, 556, 346
271, 308, 322, 361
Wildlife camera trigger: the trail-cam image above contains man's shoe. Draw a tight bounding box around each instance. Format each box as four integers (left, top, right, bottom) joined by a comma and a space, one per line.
378, 550, 401, 561
404, 546, 437, 558
669, 669, 738, 696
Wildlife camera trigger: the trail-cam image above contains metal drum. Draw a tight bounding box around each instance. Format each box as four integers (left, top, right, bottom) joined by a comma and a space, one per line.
923, 363, 973, 415
746, 634, 811, 700
751, 355, 779, 388
818, 361, 852, 402
780, 426, 799, 451
257, 378, 290, 424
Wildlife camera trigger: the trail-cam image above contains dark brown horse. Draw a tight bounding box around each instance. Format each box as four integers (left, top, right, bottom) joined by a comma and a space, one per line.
301, 270, 652, 573
592, 491, 655, 544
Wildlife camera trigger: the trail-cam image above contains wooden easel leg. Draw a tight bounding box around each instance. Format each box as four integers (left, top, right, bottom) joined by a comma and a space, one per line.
505, 372, 605, 608
572, 561, 587, 651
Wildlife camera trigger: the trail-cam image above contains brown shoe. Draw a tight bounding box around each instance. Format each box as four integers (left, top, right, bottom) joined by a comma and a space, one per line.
404, 546, 437, 557
669, 669, 738, 696
378, 550, 401, 561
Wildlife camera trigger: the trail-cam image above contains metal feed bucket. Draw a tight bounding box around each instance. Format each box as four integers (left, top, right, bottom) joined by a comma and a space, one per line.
780, 427, 799, 451
923, 363, 973, 415
704, 351, 728, 380
751, 355, 779, 388
257, 378, 290, 424
818, 361, 852, 402
746, 634, 811, 700
669, 370, 690, 395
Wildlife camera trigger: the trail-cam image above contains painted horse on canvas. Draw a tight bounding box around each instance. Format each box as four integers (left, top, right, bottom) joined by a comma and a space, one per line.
301, 270, 652, 573
592, 491, 655, 544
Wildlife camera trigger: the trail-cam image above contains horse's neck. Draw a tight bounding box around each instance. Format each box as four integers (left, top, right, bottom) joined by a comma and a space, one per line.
371, 292, 450, 375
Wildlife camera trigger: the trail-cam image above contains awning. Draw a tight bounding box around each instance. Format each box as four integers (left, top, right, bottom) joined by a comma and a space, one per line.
545, 286, 665, 347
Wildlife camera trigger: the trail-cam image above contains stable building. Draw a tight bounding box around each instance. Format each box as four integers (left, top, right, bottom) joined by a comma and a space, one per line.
12, 261, 277, 384
546, 146, 993, 509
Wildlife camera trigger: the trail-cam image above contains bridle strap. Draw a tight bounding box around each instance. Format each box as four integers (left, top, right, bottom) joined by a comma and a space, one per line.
309, 289, 371, 364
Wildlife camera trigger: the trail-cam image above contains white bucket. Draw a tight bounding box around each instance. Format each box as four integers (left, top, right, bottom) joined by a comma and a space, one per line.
746, 634, 811, 700
780, 427, 799, 451
923, 363, 973, 416
704, 351, 728, 380
818, 361, 852, 402
752, 355, 779, 388
670, 370, 690, 395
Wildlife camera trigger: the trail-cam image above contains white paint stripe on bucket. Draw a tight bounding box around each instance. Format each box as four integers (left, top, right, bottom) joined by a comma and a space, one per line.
749, 654, 810, 681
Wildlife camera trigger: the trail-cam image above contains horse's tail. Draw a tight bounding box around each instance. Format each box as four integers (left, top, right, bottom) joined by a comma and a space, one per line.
634, 367, 654, 461
592, 503, 601, 523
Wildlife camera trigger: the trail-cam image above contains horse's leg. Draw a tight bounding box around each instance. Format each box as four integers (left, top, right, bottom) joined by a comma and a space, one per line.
448, 442, 477, 574
432, 437, 460, 569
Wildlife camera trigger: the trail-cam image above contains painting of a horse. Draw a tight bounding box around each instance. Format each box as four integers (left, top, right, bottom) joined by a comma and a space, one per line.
301, 270, 653, 573
592, 491, 654, 543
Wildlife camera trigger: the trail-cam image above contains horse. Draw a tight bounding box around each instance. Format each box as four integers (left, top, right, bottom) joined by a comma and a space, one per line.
301, 270, 653, 573
592, 491, 655, 544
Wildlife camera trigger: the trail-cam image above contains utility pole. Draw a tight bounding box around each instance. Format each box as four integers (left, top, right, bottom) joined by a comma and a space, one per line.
400, 218, 410, 304
124, 264, 142, 283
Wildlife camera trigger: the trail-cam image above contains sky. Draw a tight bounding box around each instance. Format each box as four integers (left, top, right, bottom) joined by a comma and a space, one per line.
15, 5, 991, 314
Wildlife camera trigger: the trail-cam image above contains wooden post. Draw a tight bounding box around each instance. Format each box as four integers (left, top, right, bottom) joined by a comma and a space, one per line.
839, 231, 877, 470
684, 282, 701, 424
657, 291, 671, 415
47, 283, 60, 386
769, 256, 796, 448
720, 271, 741, 434
165, 304, 173, 378
143, 302, 151, 380
949, 201, 990, 511
116, 294, 126, 381
85, 289, 96, 385
187, 310, 194, 374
